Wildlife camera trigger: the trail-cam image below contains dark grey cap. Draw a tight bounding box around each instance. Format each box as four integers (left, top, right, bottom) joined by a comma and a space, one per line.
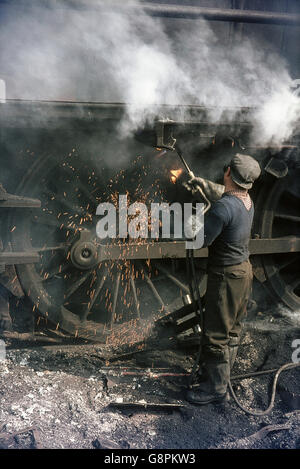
229, 153, 261, 189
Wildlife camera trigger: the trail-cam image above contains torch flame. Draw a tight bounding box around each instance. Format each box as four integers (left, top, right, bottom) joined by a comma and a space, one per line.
170, 169, 183, 184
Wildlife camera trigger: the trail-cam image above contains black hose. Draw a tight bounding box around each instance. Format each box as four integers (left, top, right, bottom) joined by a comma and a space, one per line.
228, 362, 300, 416
186, 248, 204, 383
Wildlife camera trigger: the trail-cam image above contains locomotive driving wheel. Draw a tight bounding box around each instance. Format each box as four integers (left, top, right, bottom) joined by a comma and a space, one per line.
10, 151, 190, 343
254, 168, 300, 311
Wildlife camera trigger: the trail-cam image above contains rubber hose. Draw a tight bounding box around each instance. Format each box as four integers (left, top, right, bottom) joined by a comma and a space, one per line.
228, 362, 300, 416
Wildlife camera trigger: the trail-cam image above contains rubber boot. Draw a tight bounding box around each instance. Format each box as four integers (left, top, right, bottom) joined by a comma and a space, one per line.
186, 346, 230, 405
0, 295, 12, 333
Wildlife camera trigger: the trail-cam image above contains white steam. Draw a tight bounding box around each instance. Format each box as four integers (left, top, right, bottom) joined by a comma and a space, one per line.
0, 1, 299, 145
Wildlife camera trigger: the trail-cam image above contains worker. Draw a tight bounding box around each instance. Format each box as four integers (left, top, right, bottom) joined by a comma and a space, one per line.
185, 153, 261, 405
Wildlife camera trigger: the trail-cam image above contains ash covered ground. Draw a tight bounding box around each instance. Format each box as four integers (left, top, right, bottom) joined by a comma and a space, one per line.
0, 300, 300, 450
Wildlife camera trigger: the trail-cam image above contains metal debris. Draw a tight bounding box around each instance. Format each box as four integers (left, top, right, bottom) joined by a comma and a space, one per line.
108, 401, 185, 412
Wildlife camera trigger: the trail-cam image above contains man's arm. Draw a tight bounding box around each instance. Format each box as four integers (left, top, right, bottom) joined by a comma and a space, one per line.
203, 202, 229, 247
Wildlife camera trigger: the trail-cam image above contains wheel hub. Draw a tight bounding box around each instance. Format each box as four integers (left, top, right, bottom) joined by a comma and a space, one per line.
70, 230, 99, 270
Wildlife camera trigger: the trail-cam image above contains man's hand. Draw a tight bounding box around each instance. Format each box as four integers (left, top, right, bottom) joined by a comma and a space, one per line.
184, 174, 225, 203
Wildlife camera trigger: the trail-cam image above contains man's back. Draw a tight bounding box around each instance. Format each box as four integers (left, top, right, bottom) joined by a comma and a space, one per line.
204, 193, 254, 266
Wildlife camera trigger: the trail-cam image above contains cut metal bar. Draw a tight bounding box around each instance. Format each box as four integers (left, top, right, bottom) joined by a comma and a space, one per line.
108, 402, 184, 411
155, 304, 194, 326
175, 314, 201, 334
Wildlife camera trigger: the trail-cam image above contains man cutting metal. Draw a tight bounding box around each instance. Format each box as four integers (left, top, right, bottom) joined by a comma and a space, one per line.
185, 153, 261, 405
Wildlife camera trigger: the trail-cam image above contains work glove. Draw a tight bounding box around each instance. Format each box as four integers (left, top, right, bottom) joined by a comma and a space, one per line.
184, 172, 225, 204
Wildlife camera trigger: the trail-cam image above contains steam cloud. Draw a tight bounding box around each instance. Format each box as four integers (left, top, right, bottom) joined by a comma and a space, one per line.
0, 1, 299, 145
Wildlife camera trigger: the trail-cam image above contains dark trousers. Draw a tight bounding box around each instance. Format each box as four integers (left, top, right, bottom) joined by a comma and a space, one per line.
202, 259, 253, 355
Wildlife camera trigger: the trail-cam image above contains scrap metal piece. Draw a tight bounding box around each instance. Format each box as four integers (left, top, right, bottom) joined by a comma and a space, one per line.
108, 402, 185, 411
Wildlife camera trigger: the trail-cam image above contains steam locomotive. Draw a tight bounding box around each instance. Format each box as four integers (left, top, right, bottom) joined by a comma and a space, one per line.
0, 1, 299, 343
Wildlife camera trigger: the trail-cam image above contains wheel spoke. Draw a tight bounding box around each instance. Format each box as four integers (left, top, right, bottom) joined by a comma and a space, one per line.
41, 262, 69, 282
154, 262, 189, 294
111, 271, 121, 327
44, 190, 85, 215
75, 181, 97, 206
81, 268, 107, 322
32, 213, 78, 231
289, 276, 300, 292
130, 273, 141, 319
275, 213, 300, 223
141, 262, 169, 314
34, 243, 71, 252
64, 271, 91, 301
278, 254, 299, 271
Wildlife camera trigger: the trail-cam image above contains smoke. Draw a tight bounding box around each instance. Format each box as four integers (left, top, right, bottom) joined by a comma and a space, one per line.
0, 1, 299, 145
253, 86, 300, 144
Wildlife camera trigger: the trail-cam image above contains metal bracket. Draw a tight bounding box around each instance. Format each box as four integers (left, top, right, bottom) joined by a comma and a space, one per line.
155, 119, 177, 150
264, 157, 288, 179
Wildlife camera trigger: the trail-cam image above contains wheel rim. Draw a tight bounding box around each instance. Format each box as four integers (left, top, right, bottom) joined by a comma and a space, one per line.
10, 150, 191, 342
257, 169, 300, 310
